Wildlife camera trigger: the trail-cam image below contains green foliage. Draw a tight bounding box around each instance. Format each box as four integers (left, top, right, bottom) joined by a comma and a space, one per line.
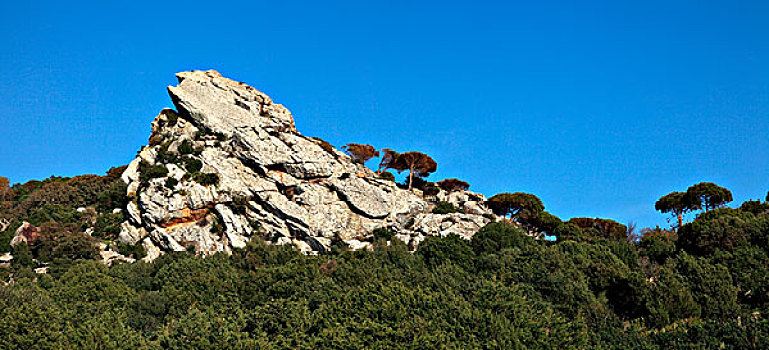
183, 157, 203, 173
0, 284, 67, 349
93, 212, 125, 239
26, 204, 81, 226
155, 142, 179, 164
640, 234, 676, 264
476, 240, 596, 317
372, 227, 395, 241
139, 161, 168, 186
655, 191, 699, 227
42, 232, 100, 262
0, 228, 11, 253
11, 243, 34, 268
431, 201, 460, 214
673, 252, 739, 319
711, 245, 769, 310
556, 241, 648, 319
96, 181, 129, 213
686, 182, 733, 211
177, 140, 194, 155
117, 242, 147, 260
741, 199, 769, 215
164, 177, 178, 190
417, 234, 473, 269
196, 173, 219, 186
518, 209, 562, 236
554, 222, 586, 241
677, 208, 756, 255
471, 222, 530, 255
1, 166, 769, 348
0, 229, 767, 348
487, 192, 545, 218
646, 264, 701, 327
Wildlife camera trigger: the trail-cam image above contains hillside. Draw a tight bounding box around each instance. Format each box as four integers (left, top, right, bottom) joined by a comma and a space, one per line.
1, 72, 769, 349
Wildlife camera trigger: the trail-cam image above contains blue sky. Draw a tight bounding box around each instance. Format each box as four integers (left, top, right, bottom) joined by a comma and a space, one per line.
1, 0, 767, 229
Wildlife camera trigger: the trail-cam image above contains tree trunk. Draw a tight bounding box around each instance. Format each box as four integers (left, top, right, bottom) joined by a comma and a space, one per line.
408, 166, 414, 190
677, 213, 683, 228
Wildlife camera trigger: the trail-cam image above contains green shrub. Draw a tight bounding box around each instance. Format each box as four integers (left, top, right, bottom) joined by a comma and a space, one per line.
96, 181, 128, 213
155, 143, 178, 164
27, 205, 81, 226
553, 222, 586, 242
231, 196, 249, 215
197, 173, 219, 186
372, 227, 395, 241
640, 234, 676, 264
117, 242, 147, 260
165, 177, 178, 190
432, 201, 460, 214
139, 161, 168, 185
42, 233, 100, 262
93, 212, 124, 240
674, 252, 739, 319
11, 244, 34, 268
417, 233, 473, 269
163, 109, 179, 126
471, 222, 530, 255
183, 157, 203, 173
677, 208, 755, 255
0, 229, 11, 253
127, 291, 168, 333
178, 140, 194, 155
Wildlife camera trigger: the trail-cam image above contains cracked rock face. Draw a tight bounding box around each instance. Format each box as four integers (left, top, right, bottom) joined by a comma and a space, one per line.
120, 70, 492, 259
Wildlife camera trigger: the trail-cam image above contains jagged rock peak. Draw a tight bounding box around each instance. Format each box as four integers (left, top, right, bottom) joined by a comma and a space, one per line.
119, 70, 492, 261
168, 70, 297, 135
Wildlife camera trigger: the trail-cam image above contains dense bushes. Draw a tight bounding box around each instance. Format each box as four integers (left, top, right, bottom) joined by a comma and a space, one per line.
1, 171, 768, 348
470, 221, 530, 255
416, 233, 473, 269
0, 215, 768, 349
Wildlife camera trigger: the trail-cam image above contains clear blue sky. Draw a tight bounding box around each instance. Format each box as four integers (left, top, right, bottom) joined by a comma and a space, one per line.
1, 1, 767, 229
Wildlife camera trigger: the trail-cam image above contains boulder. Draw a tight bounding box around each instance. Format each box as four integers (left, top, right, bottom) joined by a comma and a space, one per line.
0, 253, 12, 268
10, 222, 38, 247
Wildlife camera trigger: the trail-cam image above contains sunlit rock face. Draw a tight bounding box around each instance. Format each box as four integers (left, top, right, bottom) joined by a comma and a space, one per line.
120, 70, 492, 260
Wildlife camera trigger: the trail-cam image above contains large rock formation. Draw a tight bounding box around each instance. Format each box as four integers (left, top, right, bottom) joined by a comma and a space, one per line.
120, 70, 493, 260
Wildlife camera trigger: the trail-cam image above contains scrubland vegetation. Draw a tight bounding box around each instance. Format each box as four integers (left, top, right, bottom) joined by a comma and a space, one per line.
2, 161, 769, 349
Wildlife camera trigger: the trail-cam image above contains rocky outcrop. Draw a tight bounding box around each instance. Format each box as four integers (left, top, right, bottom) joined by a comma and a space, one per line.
0, 218, 10, 232
0, 253, 12, 268
120, 70, 494, 259
98, 243, 135, 266
10, 222, 38, 248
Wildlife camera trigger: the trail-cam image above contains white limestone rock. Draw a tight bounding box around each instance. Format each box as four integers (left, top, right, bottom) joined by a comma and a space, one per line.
119, 70, 493, 260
